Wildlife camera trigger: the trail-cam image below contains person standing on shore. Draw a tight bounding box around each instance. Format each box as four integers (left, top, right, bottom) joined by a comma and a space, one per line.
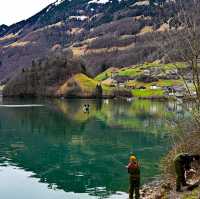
127, 155, 140, 199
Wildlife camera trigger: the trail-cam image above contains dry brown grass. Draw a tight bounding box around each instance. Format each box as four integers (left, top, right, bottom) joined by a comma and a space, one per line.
70, 45, 87, 57
162, 132, 200, 181
8, 41, 30, 47
70, 28, 84, 35
0, 33, 16, 41
138, 26, 154, 35
71, 42, 136, 58
157, 23, 170, 32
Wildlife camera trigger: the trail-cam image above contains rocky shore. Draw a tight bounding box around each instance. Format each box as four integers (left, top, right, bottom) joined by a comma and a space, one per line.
141, 180, 163, 199
142, 132, 200, 199
141, 178, 200, 199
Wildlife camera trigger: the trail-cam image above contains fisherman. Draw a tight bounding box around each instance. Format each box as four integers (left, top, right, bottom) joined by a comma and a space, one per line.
174, 153, 200, 192
127, 155, 140, 199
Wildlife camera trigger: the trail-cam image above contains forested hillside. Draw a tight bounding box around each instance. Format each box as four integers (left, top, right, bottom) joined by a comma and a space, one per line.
1, 0, 196, 98
0, 0, 179, 81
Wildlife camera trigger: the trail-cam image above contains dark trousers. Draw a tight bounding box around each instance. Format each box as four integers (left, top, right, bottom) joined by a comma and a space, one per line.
175, 164, 186, 191
129, 177, 140, 199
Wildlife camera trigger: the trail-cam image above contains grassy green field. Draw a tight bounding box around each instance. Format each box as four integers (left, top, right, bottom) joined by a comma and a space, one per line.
132, 89, 165, 98
73, 73, 113, 95
140, 62, 186, 70
117, 67, 141, 77
95, 68, 117, 81
126, 79, 182, 88
95, 62, 187, 81
94, 62, 187, 98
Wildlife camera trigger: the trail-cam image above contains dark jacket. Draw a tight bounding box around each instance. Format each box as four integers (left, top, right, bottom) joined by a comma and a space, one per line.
174, 153, 193, 171
127, 161, 140, 180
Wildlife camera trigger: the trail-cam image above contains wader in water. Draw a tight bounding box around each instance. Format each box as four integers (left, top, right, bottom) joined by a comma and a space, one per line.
128, 159, 140, 199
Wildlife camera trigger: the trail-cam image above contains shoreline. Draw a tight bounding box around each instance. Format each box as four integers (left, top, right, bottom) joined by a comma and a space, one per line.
140, 179, 166, 199
1, 93, 197, 101
2, 95, 199, 198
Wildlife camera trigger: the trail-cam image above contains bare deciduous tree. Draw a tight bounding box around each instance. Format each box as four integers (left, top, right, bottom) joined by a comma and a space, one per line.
162, 0, 200, 104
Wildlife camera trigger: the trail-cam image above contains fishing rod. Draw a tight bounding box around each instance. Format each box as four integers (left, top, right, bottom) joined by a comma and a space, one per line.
111, 156, 126, 168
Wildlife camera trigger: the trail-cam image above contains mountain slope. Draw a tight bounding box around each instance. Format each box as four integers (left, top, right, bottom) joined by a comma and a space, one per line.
0, 0, 177, 82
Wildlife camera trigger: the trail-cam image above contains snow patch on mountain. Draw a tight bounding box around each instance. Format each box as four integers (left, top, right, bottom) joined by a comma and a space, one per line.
134, 0, 150, 6
69, 15, 89, 21
88, 0, 110, 4
88, 0, 123, 4
54, 0, 65, 6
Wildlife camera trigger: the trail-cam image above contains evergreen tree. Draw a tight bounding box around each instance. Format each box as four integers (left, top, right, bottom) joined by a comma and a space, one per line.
95, 83, 103, 98
149, 0, 155, 6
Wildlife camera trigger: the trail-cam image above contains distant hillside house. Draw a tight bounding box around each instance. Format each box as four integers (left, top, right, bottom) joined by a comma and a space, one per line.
164, 86, 186, 97
143, 70, 150, 76
118, 83, 125, 88
150, 85, 161, 90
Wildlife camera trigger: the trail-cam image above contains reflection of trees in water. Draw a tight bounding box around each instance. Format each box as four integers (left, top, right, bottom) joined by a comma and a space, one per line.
96, 99, 103, 111
0, 99, 181, 197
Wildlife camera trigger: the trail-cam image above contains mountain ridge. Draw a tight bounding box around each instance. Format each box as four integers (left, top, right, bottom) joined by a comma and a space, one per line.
0, 0, 177, 83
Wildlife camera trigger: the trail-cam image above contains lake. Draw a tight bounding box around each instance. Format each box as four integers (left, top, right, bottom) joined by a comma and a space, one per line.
0, 98, 188, 199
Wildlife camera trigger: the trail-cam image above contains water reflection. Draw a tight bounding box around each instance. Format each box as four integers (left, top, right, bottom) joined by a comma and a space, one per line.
0, 99, 188, 198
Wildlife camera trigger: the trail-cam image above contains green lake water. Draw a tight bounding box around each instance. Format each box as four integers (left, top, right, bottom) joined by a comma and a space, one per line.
0, 98, 188, 199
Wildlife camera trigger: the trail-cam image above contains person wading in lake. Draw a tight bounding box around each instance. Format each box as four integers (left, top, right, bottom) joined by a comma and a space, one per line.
174, 153, 200, 192
127, 155, 140, 199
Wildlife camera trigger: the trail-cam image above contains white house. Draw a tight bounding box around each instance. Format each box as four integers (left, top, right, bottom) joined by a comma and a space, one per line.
143, 70, 150, 76
150, 85, 161, 90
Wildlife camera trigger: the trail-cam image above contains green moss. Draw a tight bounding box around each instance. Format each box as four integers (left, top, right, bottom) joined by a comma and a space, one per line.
132, 89, 164, 98
183, 187, 200, 199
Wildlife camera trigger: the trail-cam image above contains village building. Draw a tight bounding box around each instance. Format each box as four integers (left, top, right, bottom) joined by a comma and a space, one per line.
150, 85, 161, 90
163, 86, 186, 98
